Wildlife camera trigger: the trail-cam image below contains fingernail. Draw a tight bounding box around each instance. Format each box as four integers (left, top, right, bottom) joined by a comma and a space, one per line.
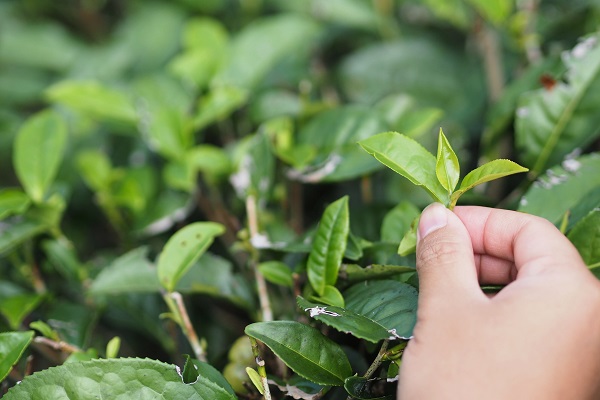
417, 203, 448, 242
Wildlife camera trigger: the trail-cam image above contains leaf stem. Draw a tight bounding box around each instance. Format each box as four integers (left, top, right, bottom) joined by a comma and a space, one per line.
163, 291, 207, 362
364, 339, 389, 379
249, 336, 272, 400
33, 336, 82, 354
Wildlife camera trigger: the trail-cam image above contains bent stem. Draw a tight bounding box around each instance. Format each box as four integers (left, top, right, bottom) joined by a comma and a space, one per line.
346, 340, 390, 400
163, 291, 206, 362
249, 336, 272, 400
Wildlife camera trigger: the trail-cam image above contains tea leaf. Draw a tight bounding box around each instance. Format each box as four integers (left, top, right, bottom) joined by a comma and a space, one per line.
567, 209, 600, 266
398, 216, 419, 256
245, 321, 352, 386
310, 285, 345, 308
3, 358, 235, 399
258, 261, 293, 287
0, 189, 30, 220
435, 129, 460, 194
0, 220, 47, 255
191, 360, 237, 398
344, 280, 418, 338
298, 297, 392, 343
13, 110, 67, 203
0, 331, 34, 382
307, 196, 349, 296
381, 201, 420, 243
157, 222, 225, 292
359, 132, 449, 204
339, 264, 416, 285
344, 375, 394, 400
0, 293, 44, 330
245, 368, 264, 394
450, 159, 528, 207
515, 34, 600, 174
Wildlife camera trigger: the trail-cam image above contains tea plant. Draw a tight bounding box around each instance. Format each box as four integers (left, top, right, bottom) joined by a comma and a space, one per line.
1, 1, 600, 399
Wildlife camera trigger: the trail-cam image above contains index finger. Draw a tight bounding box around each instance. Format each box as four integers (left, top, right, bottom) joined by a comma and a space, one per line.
453, 206, 586, 276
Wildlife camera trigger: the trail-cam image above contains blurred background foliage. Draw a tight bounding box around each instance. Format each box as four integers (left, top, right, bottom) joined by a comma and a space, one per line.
1, 0, 600, 394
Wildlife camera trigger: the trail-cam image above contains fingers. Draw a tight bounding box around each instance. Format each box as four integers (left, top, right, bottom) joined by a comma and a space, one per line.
416, 203, 484, 303
454, 206, 586, 278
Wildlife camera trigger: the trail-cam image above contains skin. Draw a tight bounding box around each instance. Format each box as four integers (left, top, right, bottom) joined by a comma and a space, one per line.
398, 203, 600, 400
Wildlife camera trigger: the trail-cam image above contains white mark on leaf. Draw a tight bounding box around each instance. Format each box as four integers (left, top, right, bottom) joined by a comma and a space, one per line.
305, 306, 340, 318
516, 107, 529, 118
287, 154, 342, 183
388, 329, 413, 341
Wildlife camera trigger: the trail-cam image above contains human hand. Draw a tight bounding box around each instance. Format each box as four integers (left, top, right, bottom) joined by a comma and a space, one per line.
398, 203, 600, 400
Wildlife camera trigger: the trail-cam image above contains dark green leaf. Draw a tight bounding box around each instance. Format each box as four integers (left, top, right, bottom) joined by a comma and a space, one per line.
344, 280, 418, 338
298, 297, 392, 343
182, 355, 199, 384
245, 321, 352, 386
89, 247, 160, 295
42, 239, 83, 282
258, 261, 293, 287
13, 110, 67, 203
567, 209, 600, 266
3, 358, 237, 399
157, 222, 225, 292
0, 293, 44, 330
344, 376, 394, 400
516, 34, 600, 174
0, 331, 34, 382
0, 219, 47, 255
435, 129, 460, 194
359, 132, 449, 204
191, 360, 237, 398
307, 196, 350, 296
519, 154, 600, 224
0, 189, 30, 220
339, 264, 416, 286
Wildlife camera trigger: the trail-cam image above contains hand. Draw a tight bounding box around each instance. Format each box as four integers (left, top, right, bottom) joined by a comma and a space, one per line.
398, 203, 600, 400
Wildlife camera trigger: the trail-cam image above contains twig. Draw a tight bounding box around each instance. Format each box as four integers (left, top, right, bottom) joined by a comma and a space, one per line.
249, 337, 272, 400
164, 291, 207, 362
33, 336, 82, 354
346, 340, 391, 400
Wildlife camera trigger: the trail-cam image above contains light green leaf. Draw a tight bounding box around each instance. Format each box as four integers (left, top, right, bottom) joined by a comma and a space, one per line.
3, 358, 236, 399
76, 150, 114, 192
466, 0, 513, 25
344, 280, 418, 338
258, 261, 293, 287
46, 80, 137, 124
157, 222, 225, 292
381, 201, 420, 243
0, 294, 44, 330
519, 154, 600, 224
245, 321, 352, 386
29, 321, 59, 341
144, 108, 192, 159
0, 189, 30, 220
105, 337, 120, 359
359, 132, 449, 204
193, 85, 248, 130
311, 285, 345, 308
567, 210, 600, 266
516, 34, 600, 174
13, 110, 67, 203
89, 247, 160, 295
435, 129, 460, 194
450, 159, 528, 207
398, 216, 419, 256
245, 368, 264, 395
0, 331, 34, 382
298, 297, 391, 343
186, 145, 233, 182
307, 196, 350, 296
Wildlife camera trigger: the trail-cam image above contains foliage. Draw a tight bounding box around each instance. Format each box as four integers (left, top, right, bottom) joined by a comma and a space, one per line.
1, 0, 599, 399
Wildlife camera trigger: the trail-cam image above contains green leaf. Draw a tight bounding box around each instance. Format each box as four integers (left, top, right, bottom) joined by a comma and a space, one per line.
29, 321, 59, 341
89, 247, 160, 295
307, 196, 350, 296
0, 219, 47, 255
298, 297, 392, 343
182, 355, 199, 384
193, 86, 248, 130
245, 367, 264, 394
157, 222, 225, 292
45, 80, 137, 124
359, 132, 449, 204
186, 145, 233, 182
344, 376, 394, 400
258, 261, 293, 287
3, 358, 237, 399
191, 360, 237, 398
42, 239, 83, 282
450, 159, 528, 207
466, 0, 513, 25
516, 34, 600, 174
144, 108, 192, 159
0, 294, 44, 330
13, 110, 67, 203
435, 129, 460, 194
76, 150, 114, 192
105, 337, 120, 359
398, 216, 419, 257
0, 189, 30, 220
230, 132, 274, 202
519, 154, 600, 224
245, 321, 352, 386
311, 285, 345, 308
339, 264, 416, 286
567, 210, 600, 266
381, 201, 420, 243
0, 331, 34, 382
344, 280, 418, 338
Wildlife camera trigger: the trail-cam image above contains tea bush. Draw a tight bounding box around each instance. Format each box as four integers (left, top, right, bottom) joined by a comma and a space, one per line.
1, 1, 599, 399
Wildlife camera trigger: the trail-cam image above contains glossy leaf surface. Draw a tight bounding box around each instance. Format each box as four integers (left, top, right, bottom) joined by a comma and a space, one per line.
298, 297, 392, 343
3, 358, 236, 400
307, 196, 349, 296
157, 222, 225, 292
359, 132, 449, 203
344, 376, 394, 400
0, 331, 34, 382
435, 129, 460, 193
13, 110, 67, 203
245, 321, 352, 386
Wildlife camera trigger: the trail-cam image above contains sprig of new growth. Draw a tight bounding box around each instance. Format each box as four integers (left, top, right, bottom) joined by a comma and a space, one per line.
359, 128, 528, 255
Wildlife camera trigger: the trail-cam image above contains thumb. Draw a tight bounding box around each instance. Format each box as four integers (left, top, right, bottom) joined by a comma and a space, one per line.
416, 203, 482, 304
